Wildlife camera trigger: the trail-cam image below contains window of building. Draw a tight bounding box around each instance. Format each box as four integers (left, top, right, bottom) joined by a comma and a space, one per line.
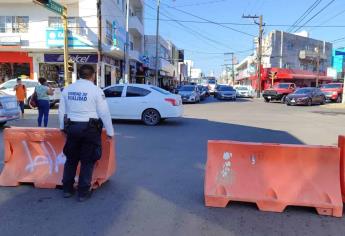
122, 0, 125, 12
0, 16, 29, 33
105, 20, 113, 45
126, 86, 151, 97
48, 17, 80, 34
104, 86, 124, 98
117, 0, 120, 4
130, 42, 134, 50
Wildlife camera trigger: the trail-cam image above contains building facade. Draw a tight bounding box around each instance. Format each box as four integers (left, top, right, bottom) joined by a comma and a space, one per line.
0, 0, 144, 88
144, 35, 178, 88
237, 30, 333, 90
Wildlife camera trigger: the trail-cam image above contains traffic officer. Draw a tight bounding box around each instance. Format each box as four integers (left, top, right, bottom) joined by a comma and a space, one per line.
58, 64, 114, 202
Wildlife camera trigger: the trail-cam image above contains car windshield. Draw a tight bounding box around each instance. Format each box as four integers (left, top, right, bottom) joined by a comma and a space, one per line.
219, 86, 233, 91
274, 84, 290, 89
0, 80, 17, 89
236, 87, 248, 91
207, 78, 216, 84
321, 84, 342, 89
179, 86, 194, 91
294, 88, 313, 94
151, 86, 170, 95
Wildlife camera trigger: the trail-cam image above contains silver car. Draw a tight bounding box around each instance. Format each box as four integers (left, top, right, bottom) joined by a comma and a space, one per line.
0, 92, 20, 126
178, 85, 201, 103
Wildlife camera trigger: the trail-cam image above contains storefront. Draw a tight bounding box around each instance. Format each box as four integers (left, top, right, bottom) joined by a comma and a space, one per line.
103, 55, 122, 87
248, 67, 333, 91
41, 53, 98, 86
0, 52, 33, 82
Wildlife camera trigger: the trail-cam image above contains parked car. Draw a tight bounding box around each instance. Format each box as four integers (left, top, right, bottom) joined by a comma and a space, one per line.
214, 85, 237, 100
0, 79, 61, 108
197, 85, 209, 100
234, 85, 254, 98
263, 83, 296, 103
285, 87, 326, 106
320, 83, 343, 103
206, 77, 217, 95
104, 84, 183, 126
178, 85, 201, 103
0, 92, 21, 126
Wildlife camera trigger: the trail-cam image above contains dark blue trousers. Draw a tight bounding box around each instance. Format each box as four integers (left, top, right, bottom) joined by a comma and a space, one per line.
62, 122, 102, 196
37, 99, 50, 127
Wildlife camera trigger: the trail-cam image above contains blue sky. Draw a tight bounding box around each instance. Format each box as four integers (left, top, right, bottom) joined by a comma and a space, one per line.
144, 0, 345, 76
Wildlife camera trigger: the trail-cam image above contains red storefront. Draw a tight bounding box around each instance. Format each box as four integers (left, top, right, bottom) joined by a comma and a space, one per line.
247, 67, 333, 91
0, 52, 33, 82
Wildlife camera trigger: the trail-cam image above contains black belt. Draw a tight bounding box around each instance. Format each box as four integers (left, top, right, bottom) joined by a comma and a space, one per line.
70, 121, 89, 125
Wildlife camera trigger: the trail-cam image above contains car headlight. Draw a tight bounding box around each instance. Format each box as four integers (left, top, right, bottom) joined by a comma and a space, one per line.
333, 91, 338, 95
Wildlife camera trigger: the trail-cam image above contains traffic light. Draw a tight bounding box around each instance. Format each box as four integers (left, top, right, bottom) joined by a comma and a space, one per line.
33, 0, 50, 5
67, 60, 74, 73
269, 71, 277, 86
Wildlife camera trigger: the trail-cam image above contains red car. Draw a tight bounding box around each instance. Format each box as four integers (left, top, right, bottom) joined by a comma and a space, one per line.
262, 83, 296, 103
320, 83, 343, 103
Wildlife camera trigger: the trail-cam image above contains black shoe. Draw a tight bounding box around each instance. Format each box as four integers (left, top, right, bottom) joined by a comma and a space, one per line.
63, 190, 75, 198
78, 190, 93, 202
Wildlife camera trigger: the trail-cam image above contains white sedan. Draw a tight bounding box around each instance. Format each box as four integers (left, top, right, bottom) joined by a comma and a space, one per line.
103, 84, 183, 125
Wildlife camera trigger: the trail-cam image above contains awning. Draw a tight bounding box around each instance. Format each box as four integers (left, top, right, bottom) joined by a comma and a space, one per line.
291, 74, 333, 81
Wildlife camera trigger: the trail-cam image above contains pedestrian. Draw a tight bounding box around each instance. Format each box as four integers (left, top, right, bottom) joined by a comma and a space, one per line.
13, 78, 27, 118
58, 65, 114, 202
35, 77, 54, 127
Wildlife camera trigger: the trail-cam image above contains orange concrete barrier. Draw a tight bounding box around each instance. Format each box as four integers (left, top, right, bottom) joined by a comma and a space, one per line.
0, 127, 116, 189
205, 140, 343, 217
338, 135, 345, 202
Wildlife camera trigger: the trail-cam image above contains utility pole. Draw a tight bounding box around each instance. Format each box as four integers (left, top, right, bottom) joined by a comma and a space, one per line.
242, 14, 264, 98
154, 0, 161, 86
97, 0, 102, 86
124, 0, 130, 83
62, 7, 70, 86
224, 52, 235, 85
315, 45, 321, 87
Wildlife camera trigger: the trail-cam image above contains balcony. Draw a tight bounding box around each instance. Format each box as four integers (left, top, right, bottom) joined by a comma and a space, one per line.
299, 50, 327, 61
129, 49, 140, 62
129, 16, 144, 37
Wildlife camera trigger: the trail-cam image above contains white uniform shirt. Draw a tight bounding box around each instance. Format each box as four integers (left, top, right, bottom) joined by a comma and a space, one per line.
58, 79, 114, 137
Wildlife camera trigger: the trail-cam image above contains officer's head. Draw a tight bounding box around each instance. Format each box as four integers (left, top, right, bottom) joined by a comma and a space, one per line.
38, 77, 47, 85
79, 65, 95, 82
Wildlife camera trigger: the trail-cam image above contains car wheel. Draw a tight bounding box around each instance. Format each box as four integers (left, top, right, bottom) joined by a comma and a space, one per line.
307, 98, 312, 106
281, 95, 287, 104
337, 95, 342, 103
321, 96, 326, 105
264, 98, 270, 103
142, 108, 161, 126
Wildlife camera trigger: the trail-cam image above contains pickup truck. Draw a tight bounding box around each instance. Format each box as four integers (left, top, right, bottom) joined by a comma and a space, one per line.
320, 83, 343, 103
262, 83, 296, 103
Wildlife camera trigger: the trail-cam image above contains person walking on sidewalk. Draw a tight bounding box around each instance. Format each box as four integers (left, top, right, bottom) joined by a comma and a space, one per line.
35, 77, 54, 127
58, 65, 114, 202
13, 78, 27, 118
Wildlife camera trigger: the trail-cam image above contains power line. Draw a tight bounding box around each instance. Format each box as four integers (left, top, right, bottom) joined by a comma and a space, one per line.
170, 0, 230, 8
145, 2, 234, 50
308, 7, 345, 32
144, 17, 345, 28
293, 0, 336, 32
287, 0, 322, 32
159, 1, 256, 37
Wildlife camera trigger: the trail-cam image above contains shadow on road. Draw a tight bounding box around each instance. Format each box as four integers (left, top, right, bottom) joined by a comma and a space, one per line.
0, 117, 340, 235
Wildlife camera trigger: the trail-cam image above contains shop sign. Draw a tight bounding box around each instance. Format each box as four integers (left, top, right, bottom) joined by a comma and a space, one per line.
112, 21, 126, 49
46, 28, 93, 48
0, 36, 21, 46
44, 54, 98, 63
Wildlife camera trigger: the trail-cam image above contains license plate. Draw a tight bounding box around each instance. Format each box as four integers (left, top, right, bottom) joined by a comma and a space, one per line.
5, 102, 17, 109
267, 96, 271, 99
291, 99, 295, 103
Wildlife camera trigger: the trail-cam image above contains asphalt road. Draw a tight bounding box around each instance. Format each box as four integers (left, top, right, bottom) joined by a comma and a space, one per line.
0, 97, 345, 236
